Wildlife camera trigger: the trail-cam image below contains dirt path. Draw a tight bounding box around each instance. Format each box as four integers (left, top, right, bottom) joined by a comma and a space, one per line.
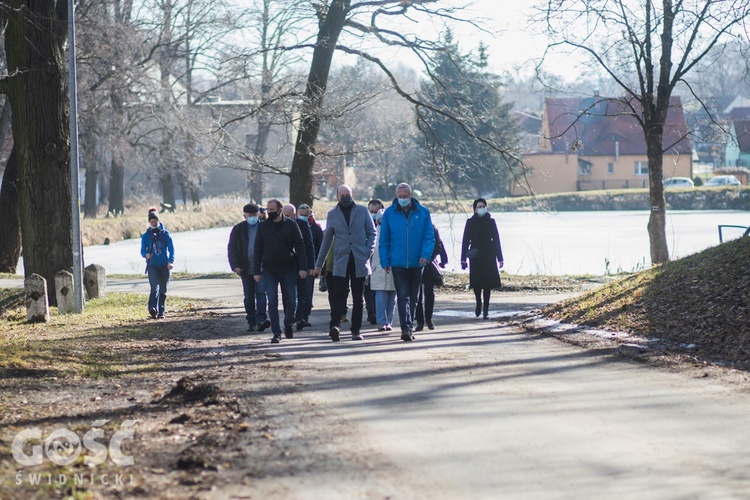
3, 282, 750, 498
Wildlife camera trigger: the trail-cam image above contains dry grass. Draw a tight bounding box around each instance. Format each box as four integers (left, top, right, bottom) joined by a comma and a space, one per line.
543, 236, 750, 368
0, 292, 202, 378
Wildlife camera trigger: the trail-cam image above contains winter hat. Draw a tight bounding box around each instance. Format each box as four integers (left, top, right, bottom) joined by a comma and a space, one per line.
243, 203, 259, 214
148, 208, 159, 221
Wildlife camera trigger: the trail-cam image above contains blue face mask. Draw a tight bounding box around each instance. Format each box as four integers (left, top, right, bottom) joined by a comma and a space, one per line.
246, 216, 259, 225
476, 208, 488, 217
298, 215, 309, 222
397, 197, 411, 207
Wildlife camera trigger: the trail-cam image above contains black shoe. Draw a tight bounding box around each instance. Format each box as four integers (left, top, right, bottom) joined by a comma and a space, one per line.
305, 320, 312, 327
284, 325, 294, 339
426, 319, 435, 330
401, 330, 414, 342
341, 316, 349, 323
329, 326, 340, 342
483, 314, 489, 320
296, 320, 306, 331
415, 323, 424, 332
257, 320, 271, 332
149, 308, 157, 319
271, 336, 281, 344
378, 325, 388, 332
368, 315, 377, 325
352, 332, 364, 341
247, 324, 255, 332
157, 313, 164, 319
475, 303, 481, 317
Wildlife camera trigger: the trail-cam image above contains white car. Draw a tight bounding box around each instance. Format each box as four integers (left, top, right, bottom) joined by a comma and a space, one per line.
705, 175, 741, 186
663, 177, 694, 189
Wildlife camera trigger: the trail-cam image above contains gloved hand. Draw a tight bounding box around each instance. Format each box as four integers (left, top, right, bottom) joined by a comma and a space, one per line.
461, 261, 468, 270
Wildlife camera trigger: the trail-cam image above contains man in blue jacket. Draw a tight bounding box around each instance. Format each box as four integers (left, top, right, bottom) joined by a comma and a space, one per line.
140, 208, 175, 319
378, 183, 435, 341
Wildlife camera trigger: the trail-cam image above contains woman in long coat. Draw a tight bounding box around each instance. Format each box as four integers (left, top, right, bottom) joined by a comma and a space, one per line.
460, 198, 504, 319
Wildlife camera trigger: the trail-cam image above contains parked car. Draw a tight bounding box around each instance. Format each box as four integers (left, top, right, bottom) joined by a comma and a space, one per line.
705, 175, 741, 186
663, 177, 695, 189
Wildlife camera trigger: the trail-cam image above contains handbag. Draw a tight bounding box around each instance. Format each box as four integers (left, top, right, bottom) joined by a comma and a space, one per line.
466, 248, 479, 259
429, 261, 444, 287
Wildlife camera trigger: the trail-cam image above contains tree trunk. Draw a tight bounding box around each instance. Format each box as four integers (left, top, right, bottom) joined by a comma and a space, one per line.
83, 135, 99, 218
5, 0, 72, 305
288, 0, 350, 207
646, 131, 669, 264
161, 170, 176, 209
0, 148, 22, 273
108, 157, 125, 215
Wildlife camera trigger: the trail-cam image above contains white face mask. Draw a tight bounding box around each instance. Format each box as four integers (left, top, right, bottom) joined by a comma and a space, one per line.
476, 208, 488, 217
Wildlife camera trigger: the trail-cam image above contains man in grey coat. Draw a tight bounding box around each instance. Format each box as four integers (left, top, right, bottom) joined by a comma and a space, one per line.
314, 185, 376, 341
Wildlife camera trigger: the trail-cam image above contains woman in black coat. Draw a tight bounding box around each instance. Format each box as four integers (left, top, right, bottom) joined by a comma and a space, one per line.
460, 198, 504, 319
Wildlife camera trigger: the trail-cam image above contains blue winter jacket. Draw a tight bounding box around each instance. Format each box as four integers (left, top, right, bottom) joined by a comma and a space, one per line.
140, 223, 175, 268
378, 198, 435, 269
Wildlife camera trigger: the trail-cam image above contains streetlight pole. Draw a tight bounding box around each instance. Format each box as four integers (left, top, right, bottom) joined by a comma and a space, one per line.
68, 0, 84, 313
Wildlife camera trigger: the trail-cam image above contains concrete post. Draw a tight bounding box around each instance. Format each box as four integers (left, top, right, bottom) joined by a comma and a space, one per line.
84, 263, 106, 299
55, 270, 75, 314
24, 273, 50, 323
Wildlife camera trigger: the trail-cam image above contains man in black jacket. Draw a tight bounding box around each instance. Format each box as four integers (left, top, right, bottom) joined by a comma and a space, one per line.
254, 199, 308, 343
283, 203, 315, 331
227, 203, 270, 333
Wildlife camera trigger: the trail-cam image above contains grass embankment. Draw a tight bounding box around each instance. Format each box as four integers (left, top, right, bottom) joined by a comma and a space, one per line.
543, 236, 750, 368
0, 291, 201, 378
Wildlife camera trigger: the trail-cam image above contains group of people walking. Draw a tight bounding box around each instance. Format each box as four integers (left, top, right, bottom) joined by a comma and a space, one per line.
140, 184, 505, 344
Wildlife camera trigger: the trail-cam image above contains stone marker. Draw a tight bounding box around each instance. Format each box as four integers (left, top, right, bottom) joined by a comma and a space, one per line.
55, 270, 75, 314
84, 263, 106, 299
25, 273, 50, 323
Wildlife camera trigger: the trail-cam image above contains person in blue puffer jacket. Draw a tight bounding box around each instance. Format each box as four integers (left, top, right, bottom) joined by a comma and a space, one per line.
378, 183, 435, 341
140, 208, 175, 319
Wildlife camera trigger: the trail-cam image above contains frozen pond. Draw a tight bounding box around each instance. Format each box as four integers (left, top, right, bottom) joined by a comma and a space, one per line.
16, 210, 750, 276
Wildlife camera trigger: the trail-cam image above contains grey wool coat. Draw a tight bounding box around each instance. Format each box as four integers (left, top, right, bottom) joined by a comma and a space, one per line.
315, 203, 376, 278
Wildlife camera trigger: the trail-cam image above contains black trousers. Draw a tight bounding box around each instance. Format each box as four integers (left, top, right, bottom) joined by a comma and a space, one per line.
329, 255, 365, 333
364, 281, 376, 321
415, 266, 436, 325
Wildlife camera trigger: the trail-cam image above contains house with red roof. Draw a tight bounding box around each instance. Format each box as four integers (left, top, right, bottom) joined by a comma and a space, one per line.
512, 95, 693, 195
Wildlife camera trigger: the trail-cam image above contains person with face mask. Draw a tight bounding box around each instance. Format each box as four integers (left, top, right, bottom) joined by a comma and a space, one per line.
460, 198, 504, 319
314, 185, 376, 342
228, 203, 270, 332
364, 199, 385, 325
378, 183, 435, 341
254, 199, 309, 343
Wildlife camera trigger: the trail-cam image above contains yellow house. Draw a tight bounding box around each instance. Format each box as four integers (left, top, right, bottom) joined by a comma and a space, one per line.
512, 96, 693, 195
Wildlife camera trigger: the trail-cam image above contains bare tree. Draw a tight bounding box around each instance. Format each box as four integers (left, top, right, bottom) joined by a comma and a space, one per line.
287, 0, 521, 208
1, 0, 72, 302
541, 0, 750, 264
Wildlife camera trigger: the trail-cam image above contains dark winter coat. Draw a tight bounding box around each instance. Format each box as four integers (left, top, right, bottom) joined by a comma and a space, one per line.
461, 213, 503, 290
253, 215, 307, 275
227, 221, 259, 275
296, 218, 315, 270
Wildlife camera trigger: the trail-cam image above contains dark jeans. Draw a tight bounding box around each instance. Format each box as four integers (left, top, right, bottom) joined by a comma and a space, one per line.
147, 265, 170, 315
329, 255, 364, 333
240, 273, 267, 327
392, 266, 423, 332
295, 275, 315, 322
263, 269, 298, 336
415, 268, 436, 325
